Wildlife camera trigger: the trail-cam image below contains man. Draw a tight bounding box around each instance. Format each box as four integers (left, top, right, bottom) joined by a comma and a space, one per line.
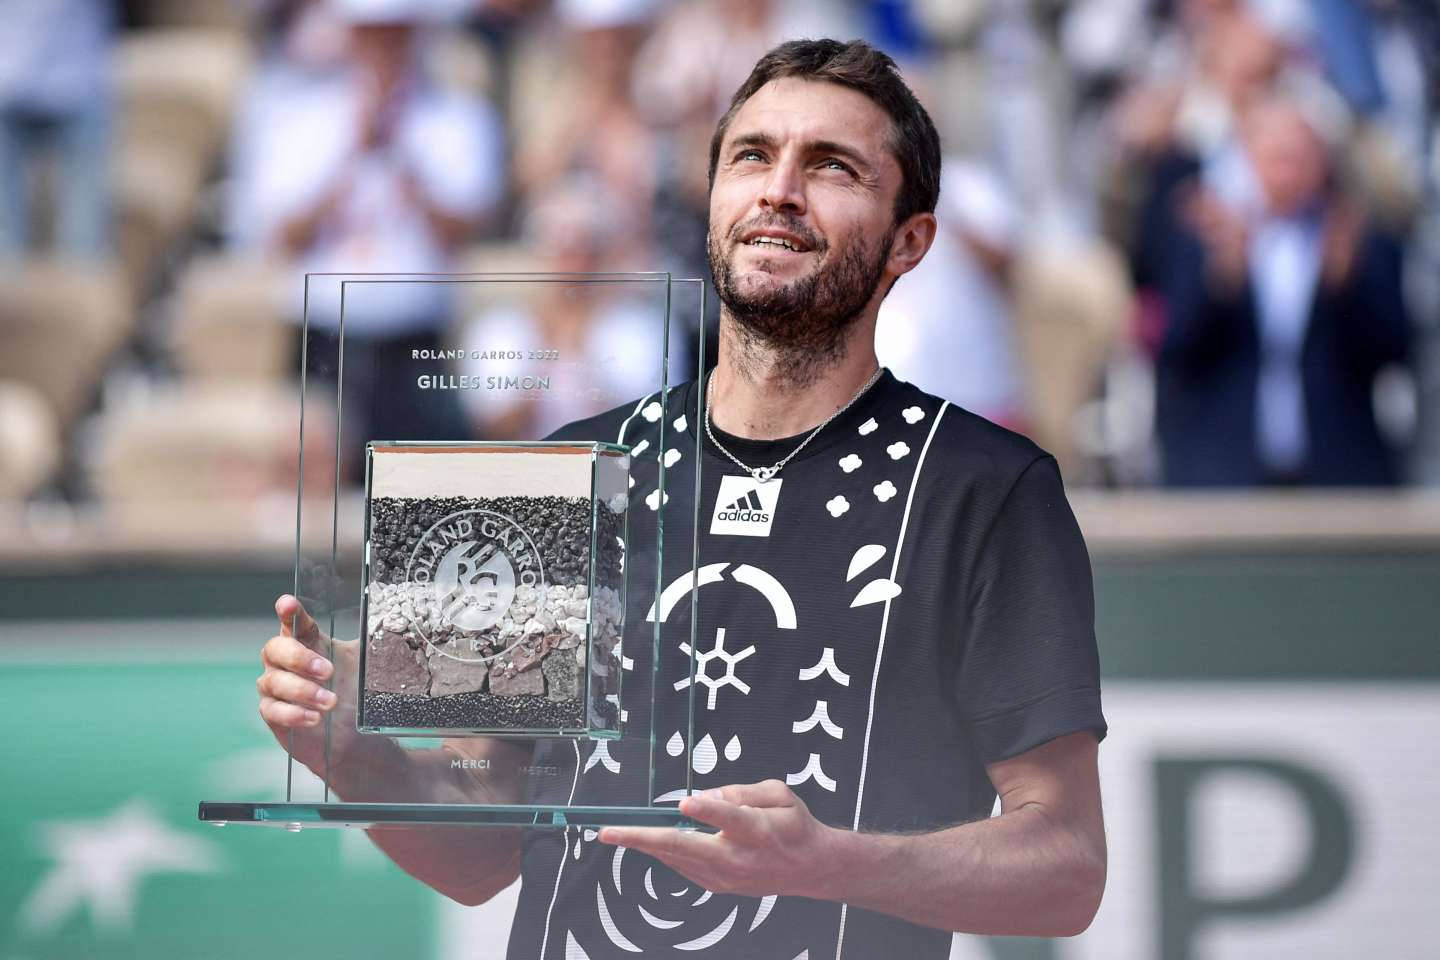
258, 39, 1107, 958
1154, 92, 1411, 486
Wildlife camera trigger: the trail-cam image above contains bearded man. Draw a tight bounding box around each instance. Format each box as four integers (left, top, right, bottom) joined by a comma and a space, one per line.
258, 38, 1108, 959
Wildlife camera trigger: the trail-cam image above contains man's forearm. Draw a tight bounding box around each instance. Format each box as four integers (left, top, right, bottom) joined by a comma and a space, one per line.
364, 817, 524, 907
329, 737, 528, 906
817, 804, 1105, 937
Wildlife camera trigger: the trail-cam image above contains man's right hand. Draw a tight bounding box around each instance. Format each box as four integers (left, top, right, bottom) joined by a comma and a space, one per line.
258, 595, 359, 781
256, 595, 528, 902
1181, 185, 1249, 295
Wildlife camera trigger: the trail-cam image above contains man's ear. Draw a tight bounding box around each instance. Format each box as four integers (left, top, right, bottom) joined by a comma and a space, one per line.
886, 211, 938, 279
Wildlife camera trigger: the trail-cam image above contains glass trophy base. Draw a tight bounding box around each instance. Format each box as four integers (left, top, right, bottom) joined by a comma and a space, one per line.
197, 801, 698, 830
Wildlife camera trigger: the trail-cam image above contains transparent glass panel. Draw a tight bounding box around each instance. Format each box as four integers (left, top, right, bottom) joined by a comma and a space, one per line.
199, 273, 707, 829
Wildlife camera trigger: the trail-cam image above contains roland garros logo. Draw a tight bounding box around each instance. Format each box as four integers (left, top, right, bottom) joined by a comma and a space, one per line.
405, 509, 545, 663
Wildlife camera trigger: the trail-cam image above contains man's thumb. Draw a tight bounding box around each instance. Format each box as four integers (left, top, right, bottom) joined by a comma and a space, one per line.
276, 595, 320, 642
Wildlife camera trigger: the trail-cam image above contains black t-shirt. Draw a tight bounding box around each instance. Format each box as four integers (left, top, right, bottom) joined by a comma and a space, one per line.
507, 370, 1106, 960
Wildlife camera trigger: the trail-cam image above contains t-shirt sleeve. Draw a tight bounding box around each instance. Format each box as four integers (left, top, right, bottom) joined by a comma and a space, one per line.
959, 455, 1107, 763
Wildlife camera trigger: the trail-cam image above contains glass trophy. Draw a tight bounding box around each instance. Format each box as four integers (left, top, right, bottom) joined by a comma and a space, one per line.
199, 272, 707, 829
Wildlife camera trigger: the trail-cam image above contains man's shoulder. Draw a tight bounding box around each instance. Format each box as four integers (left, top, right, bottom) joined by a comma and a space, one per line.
892, 377, 1053, 488
543, 384, 686, 445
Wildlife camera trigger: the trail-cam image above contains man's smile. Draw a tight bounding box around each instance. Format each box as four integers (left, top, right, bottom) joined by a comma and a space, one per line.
739, 227, 814, 253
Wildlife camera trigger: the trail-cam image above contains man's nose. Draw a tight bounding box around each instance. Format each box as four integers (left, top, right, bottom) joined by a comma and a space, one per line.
759, 156, 806, 214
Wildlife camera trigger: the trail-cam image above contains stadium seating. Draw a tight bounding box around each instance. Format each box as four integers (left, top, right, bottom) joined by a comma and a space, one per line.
169, 255, 290, 382
0, 259, 134, 429
89, 381, 300, 506
112, 28, 251, 288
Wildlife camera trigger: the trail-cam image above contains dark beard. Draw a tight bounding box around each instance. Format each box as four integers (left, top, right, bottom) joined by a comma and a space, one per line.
708, 216, 893, 384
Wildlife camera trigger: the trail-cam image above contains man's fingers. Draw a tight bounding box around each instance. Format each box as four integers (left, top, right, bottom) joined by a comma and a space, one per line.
258, 669, 337, 712
261, 634, 333, 681
259, 695, 321, 729
598, 826, 716, 862
679, 794, 765, 839
598, 829, 738, 893
704, 779, 796, 809
275, 594, 322, 644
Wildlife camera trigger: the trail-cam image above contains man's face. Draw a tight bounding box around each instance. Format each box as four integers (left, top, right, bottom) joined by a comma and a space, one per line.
1245, 102, 1329, 215
350, 23, 413, 88
707, 78, 903, 355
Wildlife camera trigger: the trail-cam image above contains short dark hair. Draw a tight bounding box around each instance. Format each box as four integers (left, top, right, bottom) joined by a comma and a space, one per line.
707, 38, 942, 225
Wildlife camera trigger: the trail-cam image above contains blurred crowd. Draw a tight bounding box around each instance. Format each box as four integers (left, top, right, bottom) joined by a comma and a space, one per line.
0, 0, 1437, 520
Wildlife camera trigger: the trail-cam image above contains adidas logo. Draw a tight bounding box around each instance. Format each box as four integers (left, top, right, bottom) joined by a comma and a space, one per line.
717, 489, 767, 522
710, 475, 783, 537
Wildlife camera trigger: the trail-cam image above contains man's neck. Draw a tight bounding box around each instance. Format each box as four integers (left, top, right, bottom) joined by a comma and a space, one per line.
708, 312, 880, 440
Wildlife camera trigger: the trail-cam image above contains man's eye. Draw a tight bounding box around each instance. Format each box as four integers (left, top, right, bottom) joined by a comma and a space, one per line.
738, 150, 765, 162
823, 158, 852, 173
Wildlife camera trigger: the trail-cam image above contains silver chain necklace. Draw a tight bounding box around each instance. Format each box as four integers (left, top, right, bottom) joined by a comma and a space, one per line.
704, 367, 883, 483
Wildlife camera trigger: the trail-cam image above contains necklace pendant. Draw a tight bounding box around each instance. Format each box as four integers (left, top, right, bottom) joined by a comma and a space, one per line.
752, 465, 778, 483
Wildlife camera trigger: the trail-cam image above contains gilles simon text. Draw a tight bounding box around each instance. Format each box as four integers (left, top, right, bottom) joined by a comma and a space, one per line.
412, 348, 558, 391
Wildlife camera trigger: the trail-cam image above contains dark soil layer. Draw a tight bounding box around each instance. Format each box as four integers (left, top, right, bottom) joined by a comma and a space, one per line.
361, 689, 586, 731
368, 495, 623, 587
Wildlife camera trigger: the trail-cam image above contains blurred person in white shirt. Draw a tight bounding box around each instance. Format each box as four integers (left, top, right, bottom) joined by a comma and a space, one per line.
875, 160, 1024, 428
227, 0, 505, 471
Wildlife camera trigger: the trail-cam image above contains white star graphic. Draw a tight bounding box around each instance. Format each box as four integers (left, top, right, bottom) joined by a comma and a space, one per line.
19, 797, 224, 937
673, 627, 755, 710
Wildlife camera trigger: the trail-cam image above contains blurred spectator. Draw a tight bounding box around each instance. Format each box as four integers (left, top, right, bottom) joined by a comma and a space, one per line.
876, 159, 1025, 427
1152, 93, 1412, 486
1113, 5, 1286, 170
633, 0, 852, 229
0, 0, 114, 258
510, 0, 661, 267
1113, 0, 1431, 252
459, 177, 684, 439
0, 0, 1432, 510
1102, 4, 1287, 273
227, 0, 505, 461
635, 0, 853, 132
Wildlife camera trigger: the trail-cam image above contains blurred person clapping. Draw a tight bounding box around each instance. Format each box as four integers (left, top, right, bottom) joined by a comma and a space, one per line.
227, 0, 506, 469
1154, 91, 1412, 486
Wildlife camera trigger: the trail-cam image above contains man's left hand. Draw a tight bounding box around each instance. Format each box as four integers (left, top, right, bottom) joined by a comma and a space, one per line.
598, 780, 838, 899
